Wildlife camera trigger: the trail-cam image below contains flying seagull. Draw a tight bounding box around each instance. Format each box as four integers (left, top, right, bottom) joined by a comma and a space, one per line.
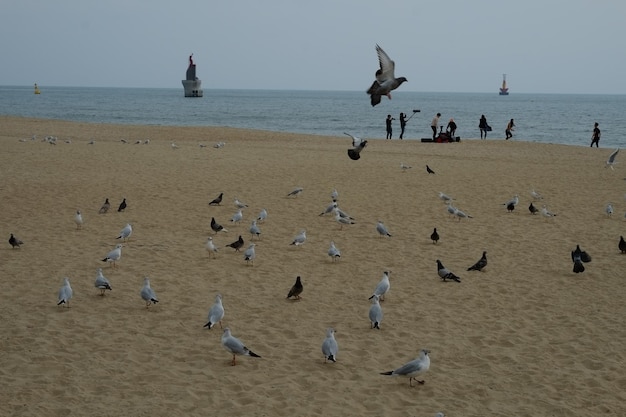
221, 327, 261, 366
321, 328, 339, 363
286, 276, 304, 300
605, 148, 619, 169
366, 44, 407, 107
380, 349, 431, 387
467, 251, 488, 271
437, 259, 461, 282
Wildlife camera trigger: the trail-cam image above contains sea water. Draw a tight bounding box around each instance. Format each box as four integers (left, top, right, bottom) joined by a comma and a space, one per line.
1, 86, 624, 148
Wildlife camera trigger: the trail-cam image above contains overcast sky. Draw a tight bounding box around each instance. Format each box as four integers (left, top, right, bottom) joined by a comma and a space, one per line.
2, 0, 625, 94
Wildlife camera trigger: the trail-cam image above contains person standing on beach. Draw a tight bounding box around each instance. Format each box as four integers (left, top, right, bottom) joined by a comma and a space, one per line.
386, 114, 395, 140
505, 119, 515, 140
479, 114, 489, 139
590, 122, 601, 147
431, 113, 441, 140
446, 118, 457, 139
399, 113, 407, 139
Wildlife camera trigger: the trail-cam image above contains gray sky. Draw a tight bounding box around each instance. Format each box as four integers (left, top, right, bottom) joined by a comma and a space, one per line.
2, 0, 625, 94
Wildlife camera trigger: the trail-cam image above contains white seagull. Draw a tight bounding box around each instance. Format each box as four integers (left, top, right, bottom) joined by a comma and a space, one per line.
343, 132, 363, 147
376, 220, 392, 237
605, 148, 619, 169
231, 209, 243, 224
321, 328, 339, 363
234, 198, 248, 209
101, 244, 123, 268
243, 243, 256, 265
328, 241, 341, 261
334, 208, 355, 229
116, 223, 133, 242
140, 277, 159, 307
57, 277, 73, 307
221, 327, 261, 366
74, 210, 84, 229
257, 208, 268, 222
249, 220, 261, 240
205, 237, 218, 258
203, 294, 224, 329
368, 295, 383, 329
94, 268, 112, 295
438, 192, 454, 203
290, 230, 307, 246
541, 205, 557, 218
530, 189, 543, 200
380, 349, 431, 386
369, 271, 391, 301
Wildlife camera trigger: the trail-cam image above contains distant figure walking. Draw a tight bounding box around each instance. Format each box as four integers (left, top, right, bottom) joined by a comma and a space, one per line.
479, 114, 489, 139
431, 113, 441, 140
505, 119, 515, 140
590, 122, 601, 147
399, 113, 407, 139
386, 114, 395, 140
446, 118, 457, 138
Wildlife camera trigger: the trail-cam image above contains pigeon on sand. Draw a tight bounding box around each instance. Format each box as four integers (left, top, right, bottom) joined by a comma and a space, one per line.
209, 192, 223, 206
467, 251, 488, 271
203, 294, 224, 329
226, 235, 244, 251
99, 198, 110, 214
366, 44, 408, 107
437, 259, 461, 282
380, 349, 431, 387
140, 277, 159, 307
529, 202, 539, 215
321, 328, 339, 363
619, 236, 626, 254
430, 228, 440, 244
117, 198, 127, 212
94, 268, 112, 295
221, 328, 261, 366
426, 165, 435, 174
571, 249, 585, 273
286, 276, 304, 300
211, 217, 228, 233
57, 277, 73, 307
9, 233, 23, 248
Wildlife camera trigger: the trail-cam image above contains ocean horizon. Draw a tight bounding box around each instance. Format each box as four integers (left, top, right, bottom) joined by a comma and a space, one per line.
1, 85, 625, 148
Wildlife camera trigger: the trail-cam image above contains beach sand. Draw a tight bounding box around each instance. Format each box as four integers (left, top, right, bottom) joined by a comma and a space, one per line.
1, 116, 625, 417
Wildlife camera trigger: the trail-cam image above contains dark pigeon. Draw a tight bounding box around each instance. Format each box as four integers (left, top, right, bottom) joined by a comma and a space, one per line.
99, 198, 110, 214
430, 228, 439, 244
436, 259, 461, 283
286, 276, 303, 300
529, 202, 538, 215
426, 165, 435, 174
366, 44, 407, 107
572, 244, 592, 263
571, 250, 585, 273
117, 198, 127, 212
348, 140, 368, 160
9, 233, 23, 249
467, 251, 488, 271
225, 235, 244, 252
210, 217, 227, 234
619, 236, 626, 254
209, 192, 223, 206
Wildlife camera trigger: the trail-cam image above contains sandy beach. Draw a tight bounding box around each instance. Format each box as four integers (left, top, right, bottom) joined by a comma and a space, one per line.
1, 115, 625, 417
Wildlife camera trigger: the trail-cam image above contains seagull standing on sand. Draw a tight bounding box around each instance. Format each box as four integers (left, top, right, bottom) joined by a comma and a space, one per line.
437, 259, 461, 282
290, 230, 307, 246
321, 328, 339, 363
102, 244, 123, 267
369, 271, 391, 301
606, 203, 614, 217
57, 277, 73, 307
74, 210, 84, 229
376, 221, 392, 237
231, 209, 243, 224
94, 268, 112, 295
439, 192, 454, 203
331, 188, 339, 201
540, 205, 557, 218
257, 208, 268, 222
366, 44, 408, 107
243, 243, 256, 265
249, 220, 261, 240
503, 195, 519, 213
319, 201, 338, 216
368, 295, 384, 329
530, 189, 543, 201
286, 276, 304, 300
9, 233, 23, 248
140, 277, 159, 307
334, 208, 355, 229
454, 207, 473, 221
116, 223, 133, 242
467, 251, 488, 271
234, 198, 248, 209
203, 294, 224, 329
328, 241, 341, 261
380, 349, 431, 386
205, 237, 218, 258
400, 163, 412, 171
221, 328, 261, 366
